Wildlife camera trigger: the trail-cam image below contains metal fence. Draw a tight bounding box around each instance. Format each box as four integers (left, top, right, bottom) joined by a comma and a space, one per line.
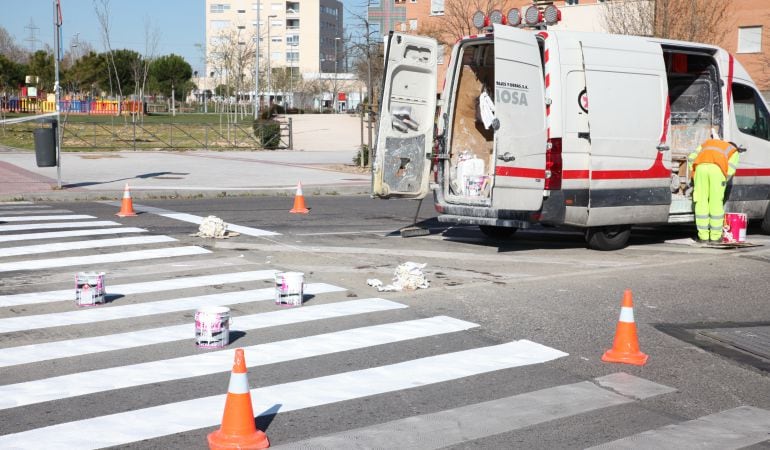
0, 118, 293, 151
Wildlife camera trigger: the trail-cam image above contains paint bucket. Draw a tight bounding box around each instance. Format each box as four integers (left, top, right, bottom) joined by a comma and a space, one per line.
75, 272, 106, 306
722, 212, 747, 243
195, 306, 230, 348
275, 272, 304, 307
464, 176, 487, 197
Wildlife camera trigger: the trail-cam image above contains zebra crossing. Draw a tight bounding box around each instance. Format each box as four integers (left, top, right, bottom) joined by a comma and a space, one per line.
1, 203, 768, 449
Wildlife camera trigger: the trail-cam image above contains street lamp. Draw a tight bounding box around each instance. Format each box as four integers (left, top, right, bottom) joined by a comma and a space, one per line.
254, 0, 261, 119
267, 14, 277, 106
334, 36, 340, 112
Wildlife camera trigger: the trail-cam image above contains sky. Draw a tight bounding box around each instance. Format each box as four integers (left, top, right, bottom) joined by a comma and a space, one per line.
1, 0, 366, 75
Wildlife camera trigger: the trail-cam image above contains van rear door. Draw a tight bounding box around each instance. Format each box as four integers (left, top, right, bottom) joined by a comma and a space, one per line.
492, 24, 548, 211
579, 35, 671, 224
372, 33, 438, 199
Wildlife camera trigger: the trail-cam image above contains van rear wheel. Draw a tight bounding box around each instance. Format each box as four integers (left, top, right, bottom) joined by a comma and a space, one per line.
479, 225, 517, 239
586, 226, 631, 251
761, 206, 770, 234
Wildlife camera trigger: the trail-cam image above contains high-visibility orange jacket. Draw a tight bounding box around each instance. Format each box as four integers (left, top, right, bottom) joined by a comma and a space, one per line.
688, 139, 739, 178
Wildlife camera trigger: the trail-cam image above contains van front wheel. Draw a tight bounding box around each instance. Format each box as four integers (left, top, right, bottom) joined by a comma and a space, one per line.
586, 226, 631, 251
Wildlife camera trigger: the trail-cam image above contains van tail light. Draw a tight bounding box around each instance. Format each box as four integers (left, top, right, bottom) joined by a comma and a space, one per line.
544, 138, 562, 190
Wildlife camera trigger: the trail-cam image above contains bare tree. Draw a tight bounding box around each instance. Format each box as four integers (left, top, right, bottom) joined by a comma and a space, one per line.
93, 0, 121, 98
601, 0, 732, 44
418, 0, 518, 47
0, 27, 28, 63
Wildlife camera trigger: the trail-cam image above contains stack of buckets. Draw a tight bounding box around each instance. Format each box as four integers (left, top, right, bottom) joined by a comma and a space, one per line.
723, 212, 748, 243
75, 272, 106, 306
194, 272, 305, 348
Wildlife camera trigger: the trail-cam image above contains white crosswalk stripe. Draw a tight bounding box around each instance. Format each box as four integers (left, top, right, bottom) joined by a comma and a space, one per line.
0, 220, 121, 232
0, 269, 278, 307
1, 203, 766, 450
0, 298, 406, 368
0, 226, 146, 243
0, 283, 345, 333
0, 245, 210, 272
0, 214, 95, 222
0, 235, 177, 257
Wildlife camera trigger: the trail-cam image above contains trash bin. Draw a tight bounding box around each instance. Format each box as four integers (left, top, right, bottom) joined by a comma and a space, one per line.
33, 121, 57, 167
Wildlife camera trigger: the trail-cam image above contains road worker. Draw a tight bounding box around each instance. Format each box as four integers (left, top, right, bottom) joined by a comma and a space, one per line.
688, 138, 740, 243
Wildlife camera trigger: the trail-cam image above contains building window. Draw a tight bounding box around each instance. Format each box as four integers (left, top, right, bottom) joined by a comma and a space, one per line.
210, 3, 231, 13
272, 51, 282, 61
738, 26, 762, 53
286, 35, 299, 45
409, 19, 418, 31
237, 9, 245, 13
271, 2, 281, 11
287, 52, 299, 62
430, 0, 444, 15
271, 19, 284, 27
210, 20, 231, 31
271, 36, 283, 43
565, 0, 579, 4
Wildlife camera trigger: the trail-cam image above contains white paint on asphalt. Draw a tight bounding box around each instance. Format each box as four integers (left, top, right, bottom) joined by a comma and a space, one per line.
0, 220, 122, 232
0, 214, 94, 222
0, 316, 478, 409
0, 209, 72, 215
0, 282, 344, 333
0, 340, 568, 449
103, 202, 280, 236
0, 235, 176, 258
0, 246, 210, 273
0, 298, 404, 368
0, 226, 147, 243
588, 406, 770, 449
275, 375, 675, 450
0, 269, 278, 307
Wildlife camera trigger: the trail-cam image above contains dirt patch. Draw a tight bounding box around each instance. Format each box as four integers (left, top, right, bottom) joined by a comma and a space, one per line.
319, 164, 371, 174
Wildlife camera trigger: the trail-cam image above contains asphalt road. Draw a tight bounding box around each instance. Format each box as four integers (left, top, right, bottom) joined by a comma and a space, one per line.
1, 196, 769, 449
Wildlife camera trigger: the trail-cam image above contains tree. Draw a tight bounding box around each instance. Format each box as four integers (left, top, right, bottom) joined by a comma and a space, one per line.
418, 0, 518, 47
27, 50, 56, 92
0, 26, 27, 64
62, 51, 109, 95
0, 54, 25, 92
110, 49, 143, 95
149, 54, 193, 101
601, 0, 733, 44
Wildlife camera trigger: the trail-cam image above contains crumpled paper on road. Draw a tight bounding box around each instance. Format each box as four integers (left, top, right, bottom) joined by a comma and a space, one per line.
190, 215, 240, 239
367, 262, 430, 292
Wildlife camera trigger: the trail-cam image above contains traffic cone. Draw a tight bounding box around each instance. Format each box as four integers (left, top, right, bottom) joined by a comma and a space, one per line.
207, 348, 269, 450
115, 183, 137, 217
601, 289, 648, 366
289, 182, 309, 214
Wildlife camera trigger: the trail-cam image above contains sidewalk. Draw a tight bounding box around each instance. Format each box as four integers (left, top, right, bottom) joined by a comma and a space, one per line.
0, 114, 372, 202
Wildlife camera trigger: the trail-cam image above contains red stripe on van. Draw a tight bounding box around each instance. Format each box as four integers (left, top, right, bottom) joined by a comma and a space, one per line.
736, 168, 770, 177
727, 54, 734, 113
660, 96, 670, 143
495, 167, 546, 178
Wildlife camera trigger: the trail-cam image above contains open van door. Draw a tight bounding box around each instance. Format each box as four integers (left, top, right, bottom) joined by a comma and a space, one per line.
491, 24, 548, 211
579, 35, 671, 224
372, 33, 438, 199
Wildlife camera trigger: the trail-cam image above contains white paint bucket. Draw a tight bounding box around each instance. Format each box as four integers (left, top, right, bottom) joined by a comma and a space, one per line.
275, 272, 304, 307
195, 306, 231, 348
75, 272, 106, 306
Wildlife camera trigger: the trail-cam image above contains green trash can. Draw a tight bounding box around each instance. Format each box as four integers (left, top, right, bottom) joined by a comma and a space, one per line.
33, 121, 57, 167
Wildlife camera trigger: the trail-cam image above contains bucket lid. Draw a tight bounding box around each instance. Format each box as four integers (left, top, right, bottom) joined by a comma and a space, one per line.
196, 305, 230, 314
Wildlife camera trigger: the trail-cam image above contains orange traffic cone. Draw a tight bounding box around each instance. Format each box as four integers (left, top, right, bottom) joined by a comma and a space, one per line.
289, 182, 309, 214
115, 183, 137, 217
602, 289, 648, 366
207, 349, 269, 449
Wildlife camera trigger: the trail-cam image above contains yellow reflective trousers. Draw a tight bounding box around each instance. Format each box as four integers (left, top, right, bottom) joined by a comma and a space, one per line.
693, 163, 726, 241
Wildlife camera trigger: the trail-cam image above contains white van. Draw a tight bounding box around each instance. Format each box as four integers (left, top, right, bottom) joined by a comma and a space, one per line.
372, 25, 770, 250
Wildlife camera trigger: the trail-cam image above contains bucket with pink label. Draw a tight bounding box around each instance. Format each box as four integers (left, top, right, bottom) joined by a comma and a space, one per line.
195, 306, 231, 348
275, 272, 304, 307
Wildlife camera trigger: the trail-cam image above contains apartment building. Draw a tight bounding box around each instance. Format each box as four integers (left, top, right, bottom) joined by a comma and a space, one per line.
394, 0, 770, 97
205, 0, 344, 93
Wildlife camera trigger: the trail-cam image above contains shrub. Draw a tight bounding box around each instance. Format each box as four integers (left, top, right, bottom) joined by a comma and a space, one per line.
253, 119, 281, 149
353, 144, 370, 167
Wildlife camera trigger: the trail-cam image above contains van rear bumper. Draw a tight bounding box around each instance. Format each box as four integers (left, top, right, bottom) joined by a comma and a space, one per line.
433, 189, 532, 228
